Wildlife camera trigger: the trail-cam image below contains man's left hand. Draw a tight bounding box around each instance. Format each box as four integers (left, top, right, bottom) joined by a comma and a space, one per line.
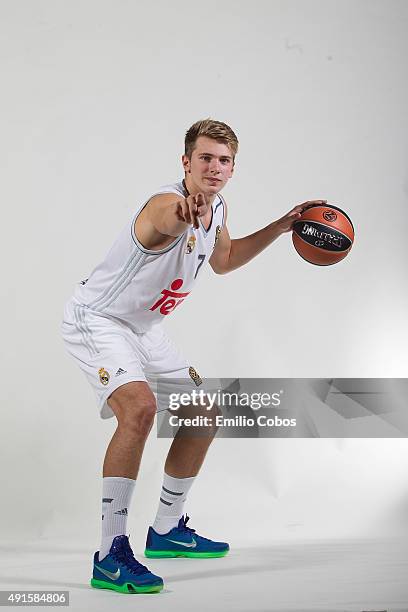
276, 199, 327, 233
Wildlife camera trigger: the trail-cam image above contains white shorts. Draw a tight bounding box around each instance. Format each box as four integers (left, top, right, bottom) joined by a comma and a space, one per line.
61, 300, 201, 419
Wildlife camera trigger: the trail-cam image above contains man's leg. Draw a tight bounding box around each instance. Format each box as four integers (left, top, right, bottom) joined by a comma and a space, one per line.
91, 380, 164, 593
146, 402, 228, 558
104, 381, 156, 478
143, 323, 228, 557
99, 381, 156, 559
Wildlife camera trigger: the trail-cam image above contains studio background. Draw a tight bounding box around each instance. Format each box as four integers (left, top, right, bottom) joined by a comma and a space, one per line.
1, 0, 408, 555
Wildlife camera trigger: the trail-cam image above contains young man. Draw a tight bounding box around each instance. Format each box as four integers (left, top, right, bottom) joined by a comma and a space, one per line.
61, 118, 326, 594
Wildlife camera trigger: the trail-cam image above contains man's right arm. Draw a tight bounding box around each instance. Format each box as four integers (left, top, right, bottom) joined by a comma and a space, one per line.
135, 192, 210, 251
146, 194, 192, 237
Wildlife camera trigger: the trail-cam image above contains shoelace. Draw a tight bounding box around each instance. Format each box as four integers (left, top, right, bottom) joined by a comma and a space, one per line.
176, 515, 212, 543
113, 543, 149, 575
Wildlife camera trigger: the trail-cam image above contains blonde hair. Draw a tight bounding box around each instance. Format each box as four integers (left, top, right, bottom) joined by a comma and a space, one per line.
184, 118, 239, 160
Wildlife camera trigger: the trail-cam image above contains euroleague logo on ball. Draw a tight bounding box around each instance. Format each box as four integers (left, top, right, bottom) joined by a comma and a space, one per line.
323, 210, 337, 222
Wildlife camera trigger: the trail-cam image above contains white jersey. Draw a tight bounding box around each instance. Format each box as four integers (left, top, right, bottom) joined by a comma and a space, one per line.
64, 181, 225, 333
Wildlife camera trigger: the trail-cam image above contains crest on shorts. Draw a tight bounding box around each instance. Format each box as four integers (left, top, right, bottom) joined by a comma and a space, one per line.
213, 225, 221, 248
189, 366, 202, 387
186, 235, 196, 254
99, 367, 110, 386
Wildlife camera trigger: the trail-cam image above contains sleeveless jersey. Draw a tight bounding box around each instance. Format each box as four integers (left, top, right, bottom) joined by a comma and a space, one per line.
65, 181, 225, 332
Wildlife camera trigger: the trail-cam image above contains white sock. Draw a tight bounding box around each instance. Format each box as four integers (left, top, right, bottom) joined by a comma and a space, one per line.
99, 477, 135, 560
152, 473, 195, 534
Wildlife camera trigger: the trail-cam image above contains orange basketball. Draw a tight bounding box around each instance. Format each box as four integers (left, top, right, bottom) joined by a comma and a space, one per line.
292, 205, 354, 266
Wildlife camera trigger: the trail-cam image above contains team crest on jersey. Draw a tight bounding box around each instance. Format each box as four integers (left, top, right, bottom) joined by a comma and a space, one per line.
189, 366, 202, 387
213, 225, 221, 248
99, 368, 110, 386
186, 235, 196, 254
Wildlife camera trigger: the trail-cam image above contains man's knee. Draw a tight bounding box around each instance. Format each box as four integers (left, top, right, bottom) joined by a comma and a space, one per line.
108, 382, 157, 436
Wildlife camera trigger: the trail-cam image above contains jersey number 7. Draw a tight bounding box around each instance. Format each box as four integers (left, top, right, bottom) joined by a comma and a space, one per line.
194, 254, 206, 279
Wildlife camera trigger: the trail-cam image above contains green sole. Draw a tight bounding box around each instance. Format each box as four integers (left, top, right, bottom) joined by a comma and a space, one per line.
144, 548, 229, 559
90, 578, 163, 594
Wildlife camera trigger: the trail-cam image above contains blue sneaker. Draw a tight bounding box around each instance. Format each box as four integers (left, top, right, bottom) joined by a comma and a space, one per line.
144, 515, 229, 558
91, 535, 163, 594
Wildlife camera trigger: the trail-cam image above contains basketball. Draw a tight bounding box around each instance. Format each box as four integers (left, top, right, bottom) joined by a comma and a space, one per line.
292, 204, 354, 266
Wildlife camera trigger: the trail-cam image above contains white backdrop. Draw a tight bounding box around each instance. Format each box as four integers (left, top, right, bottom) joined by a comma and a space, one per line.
1, 0, 408, 550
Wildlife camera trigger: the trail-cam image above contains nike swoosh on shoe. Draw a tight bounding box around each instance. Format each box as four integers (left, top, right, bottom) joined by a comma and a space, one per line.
95, 565, 121, 580
166, 538, 197, 548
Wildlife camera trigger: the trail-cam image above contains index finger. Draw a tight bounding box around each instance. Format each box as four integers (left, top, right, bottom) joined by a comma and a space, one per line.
195, 192, 208, 210
190, 199, 200, 229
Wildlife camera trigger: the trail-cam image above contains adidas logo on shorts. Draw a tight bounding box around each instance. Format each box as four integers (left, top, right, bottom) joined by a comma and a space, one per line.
115, 368, 127, 377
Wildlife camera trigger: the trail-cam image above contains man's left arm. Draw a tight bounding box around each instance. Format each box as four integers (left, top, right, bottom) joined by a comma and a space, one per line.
209, 199, 327, 274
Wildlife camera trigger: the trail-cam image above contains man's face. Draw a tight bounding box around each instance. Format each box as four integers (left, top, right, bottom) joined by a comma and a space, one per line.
182, 136, 234, 194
